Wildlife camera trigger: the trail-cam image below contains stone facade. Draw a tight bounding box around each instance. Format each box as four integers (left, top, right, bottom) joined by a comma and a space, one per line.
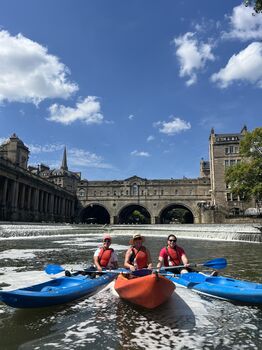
0, 127, 257, 224
76, 176, 212, 224
209, 125, 254, 218
0, 136, 76, 222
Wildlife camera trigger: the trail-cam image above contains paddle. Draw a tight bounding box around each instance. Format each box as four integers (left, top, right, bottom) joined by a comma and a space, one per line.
161, 258, 227, 271
44, 264, 129, 275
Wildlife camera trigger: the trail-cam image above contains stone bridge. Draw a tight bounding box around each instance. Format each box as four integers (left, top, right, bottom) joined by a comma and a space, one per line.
76, 176, 215, 224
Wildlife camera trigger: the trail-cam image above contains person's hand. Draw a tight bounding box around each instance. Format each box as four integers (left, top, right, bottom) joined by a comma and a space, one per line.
184, 263, 190, 268
147, 264, 153, 270
97, 266, 102, 272
129, 265, 136, 271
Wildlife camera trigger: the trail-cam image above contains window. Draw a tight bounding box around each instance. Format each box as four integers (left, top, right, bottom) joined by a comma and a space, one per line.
131, 184, 138, 196
225, 160, 229, 167
226, 193, 231, 201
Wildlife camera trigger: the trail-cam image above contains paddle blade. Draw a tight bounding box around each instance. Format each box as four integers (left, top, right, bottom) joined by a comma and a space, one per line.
45, 264, 65, 275
203, 258, 227, 270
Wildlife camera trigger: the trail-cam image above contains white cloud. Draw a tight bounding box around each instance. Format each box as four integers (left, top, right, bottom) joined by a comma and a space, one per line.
0, 30, 78, 104
147, 135, 155, 142
0, 137, 8, 145
173, 32, 214, 86
211, 42, 262, 88
154, 117, 191, 135
26, 143, 65, 154
128, 114, 135, 120
130, 150, 150, 157
29, 144, 113, 169
223, 5, 262, 41
47, 96, 104, 125
68, 148, 113, 169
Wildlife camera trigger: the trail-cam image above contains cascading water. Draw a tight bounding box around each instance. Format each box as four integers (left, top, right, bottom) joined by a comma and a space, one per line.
0, 223, 261, 242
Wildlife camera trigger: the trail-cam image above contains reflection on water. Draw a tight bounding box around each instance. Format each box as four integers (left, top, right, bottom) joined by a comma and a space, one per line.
0, 225, 262, 349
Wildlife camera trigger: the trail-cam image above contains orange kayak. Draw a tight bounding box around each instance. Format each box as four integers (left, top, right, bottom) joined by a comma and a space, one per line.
114, 272, 175, 309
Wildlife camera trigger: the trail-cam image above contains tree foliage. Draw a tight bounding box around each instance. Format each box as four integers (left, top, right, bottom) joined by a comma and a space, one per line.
244, 0, 262, 13
225, 127, 262, 204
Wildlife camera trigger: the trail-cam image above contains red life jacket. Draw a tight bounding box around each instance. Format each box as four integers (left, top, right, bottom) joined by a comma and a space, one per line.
130, 246, 148, 269
98, 247, 114, 267
166, 247, 182, 266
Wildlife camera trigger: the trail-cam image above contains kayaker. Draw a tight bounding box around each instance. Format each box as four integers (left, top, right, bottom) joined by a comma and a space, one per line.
93, 234, 118, 272
156, 234, 190, 274
124, 233, 153, 271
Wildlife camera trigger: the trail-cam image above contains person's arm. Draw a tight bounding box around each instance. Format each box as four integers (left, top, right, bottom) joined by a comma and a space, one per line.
111, 252, 118, 269
181, 252, 189, 267
156, 256, 164, 269
93, 251, 102, 272
146, 249, 153, 269
124, 248, 135, 271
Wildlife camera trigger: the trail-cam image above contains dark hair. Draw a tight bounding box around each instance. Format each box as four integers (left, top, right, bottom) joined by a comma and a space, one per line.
167, 234, 177, 241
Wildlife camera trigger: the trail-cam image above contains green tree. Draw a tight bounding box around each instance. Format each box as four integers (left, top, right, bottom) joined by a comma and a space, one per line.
225, 127, 262, 206
244, 0, 262, 13
127, 209, 149, 224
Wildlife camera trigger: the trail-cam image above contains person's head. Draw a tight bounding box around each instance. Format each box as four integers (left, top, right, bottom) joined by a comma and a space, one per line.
167, 234, 177, 247
103, 233, 112, 248
130, 233, 144, 247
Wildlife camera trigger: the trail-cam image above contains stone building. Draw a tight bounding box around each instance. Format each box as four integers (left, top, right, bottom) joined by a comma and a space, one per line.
29, 147, 81, 193
0, 134, 76, 222
209, 125, 254, 217
0, 126, 257, 224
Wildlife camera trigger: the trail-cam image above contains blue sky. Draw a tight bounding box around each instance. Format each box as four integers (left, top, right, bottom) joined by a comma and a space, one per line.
0, 1, 261, 180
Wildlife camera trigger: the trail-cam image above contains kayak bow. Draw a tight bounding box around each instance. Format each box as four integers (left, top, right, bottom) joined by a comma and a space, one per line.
165, 272, 262, 304
114, 272, 175, 309
0, 273, 115, 308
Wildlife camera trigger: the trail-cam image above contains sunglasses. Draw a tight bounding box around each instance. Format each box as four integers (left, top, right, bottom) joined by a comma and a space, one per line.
134, 237, 142, 241
104, 239, 111, 243
169, 239, 177, 243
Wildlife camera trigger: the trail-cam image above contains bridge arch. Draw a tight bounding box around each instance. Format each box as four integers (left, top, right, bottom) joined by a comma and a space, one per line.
159, 203, 194, 224
79, 203, 110, 224
118, 203, 152, 224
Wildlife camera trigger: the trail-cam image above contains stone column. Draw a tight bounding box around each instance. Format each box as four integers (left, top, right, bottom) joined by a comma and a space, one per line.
1, 177, 8, 206
39, 191, 44, 213
21, 184, 25, 210
50, 194, 54, 221
0, 177, 8, 220
27, 187, 32, 210
11, 181, 19, 220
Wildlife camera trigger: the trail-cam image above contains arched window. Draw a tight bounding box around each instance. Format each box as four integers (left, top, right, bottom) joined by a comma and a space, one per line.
131, 184, 138, 196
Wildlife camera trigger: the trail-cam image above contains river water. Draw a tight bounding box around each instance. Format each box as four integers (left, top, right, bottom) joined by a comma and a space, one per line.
0, 224, 262, 350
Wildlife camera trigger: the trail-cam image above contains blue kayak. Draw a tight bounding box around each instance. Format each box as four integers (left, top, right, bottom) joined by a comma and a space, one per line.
0, 273, 115, 308
164, 272, 262, 304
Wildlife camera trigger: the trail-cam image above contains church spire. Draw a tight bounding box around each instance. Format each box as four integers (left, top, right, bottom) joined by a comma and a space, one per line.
61, 147, 68, 170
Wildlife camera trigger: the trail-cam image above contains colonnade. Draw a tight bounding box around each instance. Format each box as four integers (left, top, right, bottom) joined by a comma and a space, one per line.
0, 173, 75, 223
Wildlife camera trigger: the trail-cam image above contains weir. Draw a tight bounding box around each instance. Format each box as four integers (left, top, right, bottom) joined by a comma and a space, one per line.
0, 223, 261, 242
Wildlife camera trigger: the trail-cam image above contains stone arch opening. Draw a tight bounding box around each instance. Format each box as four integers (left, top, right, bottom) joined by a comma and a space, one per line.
80, 204, 110, 224
118, 204, 151, 224
159, 204, 194, 224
